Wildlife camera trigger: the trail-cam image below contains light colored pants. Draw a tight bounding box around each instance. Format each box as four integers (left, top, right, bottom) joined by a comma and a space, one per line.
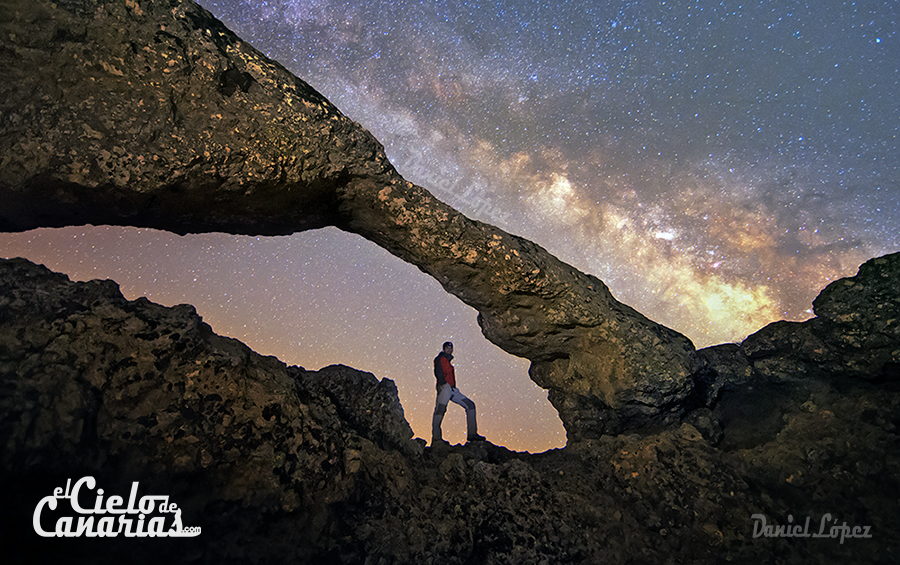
432, 384, 477, 440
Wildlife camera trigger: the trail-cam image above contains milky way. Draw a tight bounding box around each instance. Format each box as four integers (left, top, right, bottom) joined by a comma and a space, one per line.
2, 0, 898, 451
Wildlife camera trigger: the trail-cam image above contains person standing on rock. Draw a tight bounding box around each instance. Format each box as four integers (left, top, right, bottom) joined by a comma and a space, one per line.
432, 341, 486, 446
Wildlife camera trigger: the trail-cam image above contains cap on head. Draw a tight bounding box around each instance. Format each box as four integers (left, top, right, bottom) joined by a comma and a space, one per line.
443, 341, 453, 351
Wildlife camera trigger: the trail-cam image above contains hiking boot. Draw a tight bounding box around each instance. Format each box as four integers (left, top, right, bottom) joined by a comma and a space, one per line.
431, 438, 450, 448
466, 433, 486, 442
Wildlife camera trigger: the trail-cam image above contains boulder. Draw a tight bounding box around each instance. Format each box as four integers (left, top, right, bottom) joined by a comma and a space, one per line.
811, 252, 900, 379
696, 253, 900, 404
293, 364, 416, 455
741, 252, 900, 383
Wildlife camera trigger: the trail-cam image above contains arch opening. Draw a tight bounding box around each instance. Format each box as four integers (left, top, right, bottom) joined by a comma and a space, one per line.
0, 225, 566, 452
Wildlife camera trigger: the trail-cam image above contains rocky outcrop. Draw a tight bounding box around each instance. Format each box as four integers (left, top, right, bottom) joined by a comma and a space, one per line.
745, 251, 900, 382
2, 0, 898, 555
293, 364, 417, 456
691, 251, 900, 465
0, 0, 697, 438
3, 257, 898, 564
699, 252, 900, 400
0, 256, 419, 561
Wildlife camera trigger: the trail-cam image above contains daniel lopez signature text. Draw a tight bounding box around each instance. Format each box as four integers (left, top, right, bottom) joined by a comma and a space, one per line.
33, 476, 201, 538
752, 513, 872, 544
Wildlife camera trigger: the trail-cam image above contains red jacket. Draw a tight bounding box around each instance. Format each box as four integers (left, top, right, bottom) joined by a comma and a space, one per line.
434, 351, 456, 388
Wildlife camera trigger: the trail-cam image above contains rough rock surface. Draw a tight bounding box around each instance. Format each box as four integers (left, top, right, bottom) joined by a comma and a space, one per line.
0, 0, 697, 437
0, 257, 420, 561
698, 252, 900, 401
2, 0, 898, 557
743, 251, 900, 383
2, 257, 899, 564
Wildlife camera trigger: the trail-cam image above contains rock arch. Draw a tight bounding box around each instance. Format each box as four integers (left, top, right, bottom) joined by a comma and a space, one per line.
0, 0, 699, 439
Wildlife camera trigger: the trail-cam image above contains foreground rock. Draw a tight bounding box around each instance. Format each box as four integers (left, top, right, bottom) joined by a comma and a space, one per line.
696, 252, 900, 438
0, 0, 696, 437
0, 257, 420, 562
2, 257, 899, 564
743, 251, 900, 383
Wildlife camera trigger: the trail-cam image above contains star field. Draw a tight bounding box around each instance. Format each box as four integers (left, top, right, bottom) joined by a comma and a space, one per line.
2, 0, 898, 451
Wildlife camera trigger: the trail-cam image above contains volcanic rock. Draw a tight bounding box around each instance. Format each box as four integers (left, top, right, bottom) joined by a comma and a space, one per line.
748, 251, 900, 382
698, 252, 900, 396
2, 257, 899, 563
695, 252, 900, 456
0, 257, 418, 562
2, 2, 899, 559
0, 0, 697, 438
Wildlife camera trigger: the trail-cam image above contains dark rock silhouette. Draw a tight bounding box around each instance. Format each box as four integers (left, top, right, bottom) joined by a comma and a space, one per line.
0, 0, 696, 438
745, 252, 900, 382
0, 257, 417, 561
698, 252, 900, 409
2, 255, 898, 564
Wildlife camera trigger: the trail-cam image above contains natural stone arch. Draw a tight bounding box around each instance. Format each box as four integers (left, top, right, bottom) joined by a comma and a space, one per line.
0, 0, 700, 440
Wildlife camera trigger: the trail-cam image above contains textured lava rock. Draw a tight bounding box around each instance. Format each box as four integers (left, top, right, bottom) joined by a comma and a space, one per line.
0, 0, 697, 437
0, 257, 417, 562
692, 252, 900, 452
2, 257, 898, 564
293, 364, 416, 456
809, 252, 900, 379
697, 252, 900, 390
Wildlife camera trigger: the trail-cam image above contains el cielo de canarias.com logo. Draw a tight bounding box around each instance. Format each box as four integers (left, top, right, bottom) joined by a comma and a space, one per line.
33, 476, 200, 538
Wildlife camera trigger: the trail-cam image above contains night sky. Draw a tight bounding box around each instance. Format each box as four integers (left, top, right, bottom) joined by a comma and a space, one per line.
2, 0, 898, 452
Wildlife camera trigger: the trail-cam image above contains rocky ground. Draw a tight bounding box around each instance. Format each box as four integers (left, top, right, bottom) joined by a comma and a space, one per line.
2, 254, 898, 564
